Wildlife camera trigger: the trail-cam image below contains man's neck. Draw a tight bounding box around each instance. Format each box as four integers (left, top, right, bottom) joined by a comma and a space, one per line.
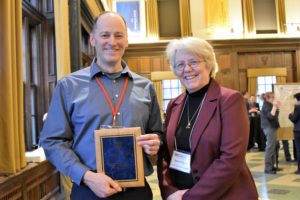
96, 60, 123, 74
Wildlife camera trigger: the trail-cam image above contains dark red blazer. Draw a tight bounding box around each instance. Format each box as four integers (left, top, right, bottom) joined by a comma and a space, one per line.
157, 79, 258, 200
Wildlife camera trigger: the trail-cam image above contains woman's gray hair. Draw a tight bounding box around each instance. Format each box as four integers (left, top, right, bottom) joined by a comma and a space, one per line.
166, 37, 218, 77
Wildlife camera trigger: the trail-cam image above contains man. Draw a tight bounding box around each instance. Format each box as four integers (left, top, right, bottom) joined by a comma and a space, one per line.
40, 11, 162, 199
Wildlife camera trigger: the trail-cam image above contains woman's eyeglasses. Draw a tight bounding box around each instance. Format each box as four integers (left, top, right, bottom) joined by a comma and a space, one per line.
174, 60, 205, 72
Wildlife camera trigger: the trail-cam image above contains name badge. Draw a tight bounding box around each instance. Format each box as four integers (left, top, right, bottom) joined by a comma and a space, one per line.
169, 150, 191, 173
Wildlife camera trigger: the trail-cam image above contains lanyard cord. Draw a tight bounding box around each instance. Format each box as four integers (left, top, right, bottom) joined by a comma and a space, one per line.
95, 76, 129, 126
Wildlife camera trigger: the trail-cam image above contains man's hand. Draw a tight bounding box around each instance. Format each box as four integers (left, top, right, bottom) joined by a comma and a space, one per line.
137, 134, 161, 156
83, 171, 122, 198
167, 190, 188, 200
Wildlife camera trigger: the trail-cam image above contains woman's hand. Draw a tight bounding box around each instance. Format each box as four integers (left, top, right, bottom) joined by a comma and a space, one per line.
167, 190, 188, 200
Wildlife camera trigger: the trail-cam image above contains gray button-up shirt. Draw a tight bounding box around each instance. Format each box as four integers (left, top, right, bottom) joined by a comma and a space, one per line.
40, 60, 162, 185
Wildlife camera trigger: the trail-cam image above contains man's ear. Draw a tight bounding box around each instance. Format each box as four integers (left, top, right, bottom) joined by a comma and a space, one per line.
90, 33, 95, 47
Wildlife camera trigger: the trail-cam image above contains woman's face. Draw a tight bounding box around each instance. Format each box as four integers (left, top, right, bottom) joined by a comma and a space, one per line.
173, 49, 211, 93
267, 94, 275, 103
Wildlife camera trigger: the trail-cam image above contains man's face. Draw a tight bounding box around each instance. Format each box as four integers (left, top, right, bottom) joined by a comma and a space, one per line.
90, 13, 128, 67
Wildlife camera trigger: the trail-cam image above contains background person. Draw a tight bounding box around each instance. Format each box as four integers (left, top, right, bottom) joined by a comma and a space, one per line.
157, 37, 258, 200
260, 92, 280, 174
247, 95, 260, 150
40, 11, 162, 200
248, 95, 266, 151
288, 92, 300, 174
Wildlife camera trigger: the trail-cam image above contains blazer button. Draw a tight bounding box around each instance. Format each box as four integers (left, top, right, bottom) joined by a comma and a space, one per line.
195, 176, 200, 181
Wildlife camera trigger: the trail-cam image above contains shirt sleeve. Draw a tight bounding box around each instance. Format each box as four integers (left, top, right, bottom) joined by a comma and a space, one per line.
146, 82, 163, 135
39, 80, 90, 185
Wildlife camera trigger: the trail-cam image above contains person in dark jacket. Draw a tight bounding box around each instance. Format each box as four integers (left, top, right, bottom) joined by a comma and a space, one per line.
260, 92, 280, 174
288, 92, 300, 174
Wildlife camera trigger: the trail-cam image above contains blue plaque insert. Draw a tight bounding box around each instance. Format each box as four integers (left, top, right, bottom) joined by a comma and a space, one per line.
101, 135, 137, 181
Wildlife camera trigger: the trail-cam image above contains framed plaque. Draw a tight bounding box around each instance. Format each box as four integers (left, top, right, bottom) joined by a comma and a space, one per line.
94, 127, 144, 187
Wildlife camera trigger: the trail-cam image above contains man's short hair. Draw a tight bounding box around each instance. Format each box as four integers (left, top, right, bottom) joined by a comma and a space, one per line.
92, 11, 128, 33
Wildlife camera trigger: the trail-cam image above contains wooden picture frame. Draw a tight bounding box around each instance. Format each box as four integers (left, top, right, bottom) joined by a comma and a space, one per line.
94, 127, 144, 187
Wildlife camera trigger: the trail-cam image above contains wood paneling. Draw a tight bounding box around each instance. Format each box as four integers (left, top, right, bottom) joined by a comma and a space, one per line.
124, 38, 300, 91
140, 57, 151, 73
152, 56, 162, 71
0, 161, 60, 200
216, 53, 231, 70
125, 58, 139, 73
239, 71, 247, 92
163, 56, 170, 71
22, 0, 56, 150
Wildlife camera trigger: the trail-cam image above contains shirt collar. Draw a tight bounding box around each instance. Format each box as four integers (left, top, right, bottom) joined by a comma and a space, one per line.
89, 58, 133, 80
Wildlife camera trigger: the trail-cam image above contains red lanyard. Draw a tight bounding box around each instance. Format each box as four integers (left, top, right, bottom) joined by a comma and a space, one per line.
95, 76, 129, 126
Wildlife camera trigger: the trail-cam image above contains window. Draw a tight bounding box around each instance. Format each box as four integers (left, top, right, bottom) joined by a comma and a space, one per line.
81, 26, 94, 67
257, 76, 276, 108
162, 80, 182, 112
22, 0, 56, 151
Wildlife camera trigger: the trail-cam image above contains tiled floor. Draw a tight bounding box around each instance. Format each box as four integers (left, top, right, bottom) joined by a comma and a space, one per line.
147, 147, 300, 200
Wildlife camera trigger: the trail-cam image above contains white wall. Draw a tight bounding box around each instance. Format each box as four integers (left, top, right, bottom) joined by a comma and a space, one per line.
285, 0, 300, 34
190, 0, 243, 39
190, 0, 206, 38
190, 0, 300, 39
228, 0, 243, 37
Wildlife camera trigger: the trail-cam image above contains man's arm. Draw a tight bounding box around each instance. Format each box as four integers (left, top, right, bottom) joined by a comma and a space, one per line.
40, 80, 89, 185
137, 83, 163, 155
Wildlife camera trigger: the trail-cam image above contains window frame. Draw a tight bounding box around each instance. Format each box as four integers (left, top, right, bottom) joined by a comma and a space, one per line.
22, 0, 56, 151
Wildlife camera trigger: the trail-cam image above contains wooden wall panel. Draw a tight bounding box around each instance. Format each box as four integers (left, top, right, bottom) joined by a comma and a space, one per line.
246, 54, 257, 68
140, 57, 151, 73
238, 55, 247, 69
163, 56, 170, 71
239, 71, 247, 93
257, 53, 272, 67
216, 53, 231, 70
273, 52, 283, 67
217, 70, 234, 89
238, 51, 295, 83
152, 56, 162, 71
126, 58, 139, 73
0, 161, 60, 200
124, 38, 300, 91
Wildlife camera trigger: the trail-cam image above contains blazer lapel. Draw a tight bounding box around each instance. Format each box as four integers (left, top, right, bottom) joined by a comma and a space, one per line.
166, 93, 186, 154
190, 80, 219, 153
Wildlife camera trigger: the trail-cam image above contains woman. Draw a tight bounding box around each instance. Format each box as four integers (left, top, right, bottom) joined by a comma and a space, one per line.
157, 37, 258, 200
289, 92, 300, 174
260, 92, 280, 174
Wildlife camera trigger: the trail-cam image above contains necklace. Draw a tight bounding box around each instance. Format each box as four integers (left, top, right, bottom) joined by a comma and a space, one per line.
186, 95, 205, 129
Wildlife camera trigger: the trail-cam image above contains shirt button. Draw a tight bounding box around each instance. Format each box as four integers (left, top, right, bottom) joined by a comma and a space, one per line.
115, 94, 119, 98
113, 80, 116, 84
117, 112, 120, 115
